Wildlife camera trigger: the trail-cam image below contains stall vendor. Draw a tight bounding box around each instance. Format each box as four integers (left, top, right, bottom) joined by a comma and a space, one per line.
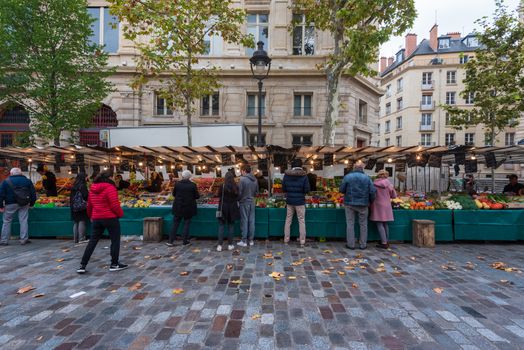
115, 174, 130, 191
146, 171, 163, 192
255, 171, 268, 192
36, 164, 57, 196
503, 174, 524, 196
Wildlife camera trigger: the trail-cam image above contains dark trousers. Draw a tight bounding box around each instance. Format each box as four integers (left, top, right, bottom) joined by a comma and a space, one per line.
169, 216, 191, 244
81, 218, 121, 266
218, 219, 234, 245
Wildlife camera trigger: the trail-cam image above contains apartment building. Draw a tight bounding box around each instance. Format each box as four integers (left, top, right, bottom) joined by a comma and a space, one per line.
0, 0, 382, 148
378, 25, 518, 149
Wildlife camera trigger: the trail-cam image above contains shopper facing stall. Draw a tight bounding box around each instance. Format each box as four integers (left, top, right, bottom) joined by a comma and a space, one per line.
369, 170, 396, 249
70, 173, 89, 244
282, 159, 310, 246
166, 170, 199, 246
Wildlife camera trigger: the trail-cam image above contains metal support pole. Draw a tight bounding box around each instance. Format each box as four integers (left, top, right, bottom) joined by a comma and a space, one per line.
257, 80, 263, 147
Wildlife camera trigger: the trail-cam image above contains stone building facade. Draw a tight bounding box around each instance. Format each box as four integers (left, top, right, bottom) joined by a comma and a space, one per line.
59, 0, 381, 148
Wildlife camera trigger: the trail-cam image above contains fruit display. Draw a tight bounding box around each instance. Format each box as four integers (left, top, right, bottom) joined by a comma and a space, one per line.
448, 195, 479, 210
272, 178, 283, 193
34, 195, 69, 207
474, 194, 508, 210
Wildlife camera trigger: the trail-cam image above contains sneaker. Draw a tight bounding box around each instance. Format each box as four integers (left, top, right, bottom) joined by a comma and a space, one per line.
0, 242, 8, 246
237, 241, 247, 247
345, 244, 355, 250
300, 241, 306, 247
182, 241, 191, 246
249, 240, 254, 246
165, 242, 175, 247
227, 245, 234, 251
216, 245, 222, 252
360, 245, 367, 250
109, 263, 129, 272
376, 243, 389, 249
78, 240, 89, 244
20, 240, 31, 245
76, 265, 86, 274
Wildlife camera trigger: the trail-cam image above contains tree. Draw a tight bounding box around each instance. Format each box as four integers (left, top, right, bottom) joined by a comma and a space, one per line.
291, 0, 416, 145
443, 1, 524, 147
0, 0, 114, 146
108, 0, 254, 146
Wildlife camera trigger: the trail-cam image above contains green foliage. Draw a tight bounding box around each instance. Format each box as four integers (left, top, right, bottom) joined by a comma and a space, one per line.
108, 0, 254, 145
443, 1, 524, 145
291, 0, 416, 144
0, 0, 114, 145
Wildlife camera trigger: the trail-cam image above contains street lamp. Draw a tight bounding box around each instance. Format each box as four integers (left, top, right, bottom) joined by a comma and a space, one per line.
249, 41, 272, 147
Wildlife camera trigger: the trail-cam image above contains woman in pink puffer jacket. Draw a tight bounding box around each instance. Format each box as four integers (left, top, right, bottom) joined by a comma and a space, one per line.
369, 170, 397, 249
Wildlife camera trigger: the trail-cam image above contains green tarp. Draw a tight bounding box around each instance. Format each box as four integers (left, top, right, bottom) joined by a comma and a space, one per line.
454, 210, 524, 241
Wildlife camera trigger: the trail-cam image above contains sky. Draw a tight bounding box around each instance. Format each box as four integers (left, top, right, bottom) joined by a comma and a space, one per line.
380, 0, 522, 58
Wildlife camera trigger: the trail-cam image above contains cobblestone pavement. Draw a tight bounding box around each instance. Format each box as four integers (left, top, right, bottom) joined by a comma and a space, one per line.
1, 239, 524, 350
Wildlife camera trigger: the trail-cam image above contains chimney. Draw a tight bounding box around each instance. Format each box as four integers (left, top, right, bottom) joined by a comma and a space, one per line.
405, 33, 417, 57
429, 24, 438, 51
447, 32, 461, 40
380, 57, 387, 72
388, 57, 394, 66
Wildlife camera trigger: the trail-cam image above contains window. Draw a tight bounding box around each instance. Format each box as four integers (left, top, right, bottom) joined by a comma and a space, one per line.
438, 38, 450, 49
201, 92, 220, 116
446, 71, 456, 84
292, 14, 314, 55
446, 92, 456, 105
505, 133, 515, 146
420, 134, 432, 146
385, 103, 391, 115
397, 78, 403, 92
385, 120, 391, 133
386, 84, 391, 97
87, 7, 119, 53
396, 116, 402, 130
203, 30, 223, 56
421, 95, 432, 105
377, 123, 381, 135
396, 136, 402, 147
395, 51, 403, 62
249, 133, 266, 146
79, 104, 118, 147
0, 105, 30, 124
465, 36, 478, 47
397, 98, 403, 111
422, 72, 432, 85
0, 134, 13, 147
445, 113, 452, 125
465, 133, 475, 145
421, 113, 432, 126
294, 94, 312, 117
385, 138, 390, 146
465, 92, 474, 104
460, 55, 470, 64
247, 93, 265, 117
292, 134, 313, 146
247, 14, 269, 56
155, 93, 173, 116
358, 100, 367, 124
445, 133, 455, 146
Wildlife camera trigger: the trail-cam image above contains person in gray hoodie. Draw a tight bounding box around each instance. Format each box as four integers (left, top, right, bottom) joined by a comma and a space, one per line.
237, 164, 258, 247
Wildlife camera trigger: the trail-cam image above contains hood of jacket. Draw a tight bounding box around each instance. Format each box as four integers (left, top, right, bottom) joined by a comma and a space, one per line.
89, 182, 114, 194
285, 168, 306, 177
243, 173, 257, 182
373, 178, 390, 189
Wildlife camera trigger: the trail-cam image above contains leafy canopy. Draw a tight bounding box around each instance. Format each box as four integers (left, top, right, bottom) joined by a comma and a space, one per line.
0, 0, 114, 145
444, 1, 524, 144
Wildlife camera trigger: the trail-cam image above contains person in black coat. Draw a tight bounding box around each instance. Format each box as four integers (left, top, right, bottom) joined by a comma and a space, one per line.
70, 173, 89, 244
216, 171, 240, 251
37, 164, 58, 196
166, 170, 199, 246
282, 159, 310, 246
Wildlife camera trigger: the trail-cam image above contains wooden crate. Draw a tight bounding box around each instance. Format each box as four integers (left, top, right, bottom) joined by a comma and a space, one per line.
412, 219, 435, 247
143, 217, 163, 242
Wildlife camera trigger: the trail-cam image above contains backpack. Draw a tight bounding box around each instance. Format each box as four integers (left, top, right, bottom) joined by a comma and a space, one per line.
6, 179, 31, 206
71, 190, 87, 212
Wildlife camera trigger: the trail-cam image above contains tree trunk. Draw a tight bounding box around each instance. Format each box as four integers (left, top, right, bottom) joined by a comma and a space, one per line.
323, 67, 342, 146
186, 95, 192, 147
54, 136, 60, 146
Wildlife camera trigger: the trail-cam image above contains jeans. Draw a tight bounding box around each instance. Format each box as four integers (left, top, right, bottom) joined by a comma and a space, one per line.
169, 217, 191, 244
284, 205, 306, 244
73, 220, 87, 243
1, 204, 29, 243
239, 202, 255, 242
345, 205, 369, 248
218, 219, 234, 245
376, 221, 389, 244
80, 218, 121, 266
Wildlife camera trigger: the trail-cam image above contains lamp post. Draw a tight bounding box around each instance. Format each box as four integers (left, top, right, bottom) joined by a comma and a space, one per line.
249, 41, 272, 147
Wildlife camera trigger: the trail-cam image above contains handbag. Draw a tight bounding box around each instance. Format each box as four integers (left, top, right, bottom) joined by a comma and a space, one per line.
216, 184, 225, 218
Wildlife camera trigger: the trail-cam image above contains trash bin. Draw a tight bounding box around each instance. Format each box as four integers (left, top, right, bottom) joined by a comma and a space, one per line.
143, 217, 163, 242
412, 219, 435, 247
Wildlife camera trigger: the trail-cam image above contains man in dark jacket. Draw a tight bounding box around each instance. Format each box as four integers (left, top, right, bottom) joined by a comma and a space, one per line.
166, 170, 199, 246
282, 159, 310, 246
0, 168, 37, 245
237, 164, 258, 247
36, 164, 57, 196
339, 161, 376, 249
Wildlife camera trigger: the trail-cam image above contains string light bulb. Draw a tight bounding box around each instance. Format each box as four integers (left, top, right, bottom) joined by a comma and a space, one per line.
344, 160, 349, 165
28, 158, 32, 163
416, 155, 421, 160
171, 165, 175, 169
138, 162, 143, 166
387, 158, 393, 163
471, 155, 476, 160
70, 155, 74, 159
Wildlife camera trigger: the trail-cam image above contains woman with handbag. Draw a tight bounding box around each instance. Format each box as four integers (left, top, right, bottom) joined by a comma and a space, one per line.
70, 173, 89, 244
166, 170, 199, 246
216, 171, 240, 251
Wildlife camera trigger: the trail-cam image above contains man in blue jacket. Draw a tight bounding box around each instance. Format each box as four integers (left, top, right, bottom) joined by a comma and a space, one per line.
339, 161, 376, 249
0, 168, 37, 245
282, 159, 310, 246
